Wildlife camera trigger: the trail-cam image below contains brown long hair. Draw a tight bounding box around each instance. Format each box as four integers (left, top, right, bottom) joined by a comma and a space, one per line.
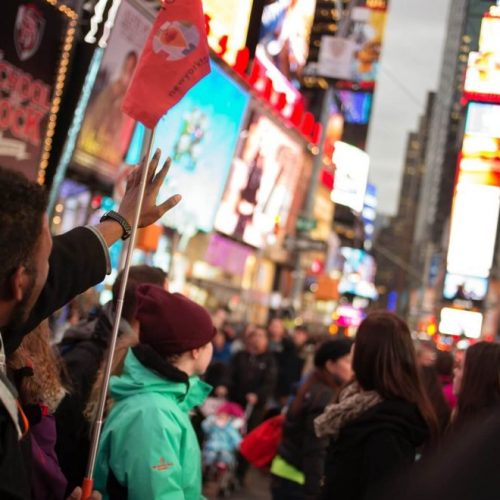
454, 342, 500, 429
8, 320, 66, 413
353, 312, 440, 439
84, 331, 138, 423
290, 369, 339, 416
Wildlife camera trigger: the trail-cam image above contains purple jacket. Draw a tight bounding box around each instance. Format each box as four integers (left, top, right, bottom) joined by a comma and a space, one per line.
30, 415, 67, 500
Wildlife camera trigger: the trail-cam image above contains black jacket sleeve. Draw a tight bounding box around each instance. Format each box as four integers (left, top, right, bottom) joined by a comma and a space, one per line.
302, 401, 332, 498
0, 409, 30, 500
5, 227, 108, 355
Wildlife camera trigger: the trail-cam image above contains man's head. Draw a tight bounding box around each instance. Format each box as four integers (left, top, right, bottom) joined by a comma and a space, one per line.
293, 325, 309, 348
120, 51, 138, 84
212, 306, 230, 330
268, 317, 286, 342
135, 284, 215, 376
112, 265, 167, 325
247, 327, 269, 355
0, 167, 50, 330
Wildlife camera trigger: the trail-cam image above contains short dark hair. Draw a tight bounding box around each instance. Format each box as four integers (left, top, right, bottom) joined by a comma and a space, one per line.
0, 167, 48, 299
435, 350, 454, 377
112, 265, 167, 322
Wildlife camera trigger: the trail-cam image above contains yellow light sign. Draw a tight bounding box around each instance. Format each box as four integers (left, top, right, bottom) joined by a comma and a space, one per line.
203, 0, 254, 64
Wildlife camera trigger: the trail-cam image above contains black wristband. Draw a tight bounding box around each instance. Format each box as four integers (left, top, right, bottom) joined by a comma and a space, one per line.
100, 210, 132, 240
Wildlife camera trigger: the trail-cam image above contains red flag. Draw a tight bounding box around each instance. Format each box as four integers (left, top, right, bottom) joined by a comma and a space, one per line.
122, 0, 210, 129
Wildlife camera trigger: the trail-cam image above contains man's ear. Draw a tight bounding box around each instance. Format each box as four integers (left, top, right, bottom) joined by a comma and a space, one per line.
191, 347, 201, 360
10, 266, 27, 302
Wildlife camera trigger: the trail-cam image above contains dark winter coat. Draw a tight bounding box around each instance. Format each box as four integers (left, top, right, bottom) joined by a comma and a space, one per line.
228, 350, 277, 430
370, 406, 500, 500
271, 337, 303, 400
55, 302, 133, 493
0, 227, 108, 500
278, 377, 339, 498
320, 399, 429, 500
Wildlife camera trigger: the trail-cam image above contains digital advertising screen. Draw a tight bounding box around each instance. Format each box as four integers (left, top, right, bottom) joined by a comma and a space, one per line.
215, 112, 304, 248
151, 61, 251, 234
331, 90, 373, 124
439, 308, 483, 339
0, 0, 74, 181
465, 102, 500, 139
338, 247, 378, 300
331, 141, 370, 213
316, 6, 387, 83
258, 0, 317, 84
446, 183, 500, 278
464, 51, 500, 98
443, 273, 489, 306
459, 103, 500, 186
203, 0, 254, 65
335, 304, 365, 328
478, 11, 500, 54
74, 0, 151, 179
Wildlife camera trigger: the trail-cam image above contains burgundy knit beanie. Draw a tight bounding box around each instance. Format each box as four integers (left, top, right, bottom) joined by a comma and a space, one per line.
135, 284, 216, 356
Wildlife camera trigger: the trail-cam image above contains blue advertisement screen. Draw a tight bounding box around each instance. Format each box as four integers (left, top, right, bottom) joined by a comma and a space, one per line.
149, 61, 250, 233
331, 90, 373, 125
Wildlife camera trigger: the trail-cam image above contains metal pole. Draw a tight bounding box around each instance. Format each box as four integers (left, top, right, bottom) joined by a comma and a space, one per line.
81, 127, 157, 499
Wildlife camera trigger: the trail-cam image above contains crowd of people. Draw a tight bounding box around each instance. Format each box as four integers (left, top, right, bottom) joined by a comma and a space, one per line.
2, 161, 500, 500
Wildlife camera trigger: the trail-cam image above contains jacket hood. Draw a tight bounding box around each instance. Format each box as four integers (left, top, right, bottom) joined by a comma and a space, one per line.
61, 302, 133, 345
339, 398, 429, 449
110, 347, 211, 412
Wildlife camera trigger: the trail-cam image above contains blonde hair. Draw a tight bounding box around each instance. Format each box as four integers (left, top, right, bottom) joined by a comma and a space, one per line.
84, 330, 139, 423
8, 320, 66, 414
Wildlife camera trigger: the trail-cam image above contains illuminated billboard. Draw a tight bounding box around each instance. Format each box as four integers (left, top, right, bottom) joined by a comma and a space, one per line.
439, 308, 483, 339
1, 0, 76, 181
74, 1, 151, 179
446, 183, 500, 278
443, 273, 488, 306
203, 0, 254, 65
331, 141, 370, 213
459, 102, 500, 187
331, 91, 373, 125
464, 51, 500, 98
465, 103, 500, 138
258, 0, 317, 84
315, 6, 387, 83
478, 12, 500, 54
151, 61, 251, 233
215, 112, 304, 248
338, 247, 377, 300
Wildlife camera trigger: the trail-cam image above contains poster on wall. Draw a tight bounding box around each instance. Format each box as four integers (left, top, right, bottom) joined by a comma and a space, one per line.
73, 1, 151, 179
215, 112, 304, 248
313, 6, 387, 83
258, 0, 317, 85
0, 0, 72, 181
152, 61, 250, 234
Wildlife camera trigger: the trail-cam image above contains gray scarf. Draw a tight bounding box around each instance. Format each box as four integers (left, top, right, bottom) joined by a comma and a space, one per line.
315, 382, 382, 438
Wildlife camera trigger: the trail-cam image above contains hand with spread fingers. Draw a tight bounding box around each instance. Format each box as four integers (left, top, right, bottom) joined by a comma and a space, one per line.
118, 148, 182, 228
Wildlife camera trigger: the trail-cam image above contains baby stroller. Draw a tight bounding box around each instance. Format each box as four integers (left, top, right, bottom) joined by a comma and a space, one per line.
201, 400, 248, 498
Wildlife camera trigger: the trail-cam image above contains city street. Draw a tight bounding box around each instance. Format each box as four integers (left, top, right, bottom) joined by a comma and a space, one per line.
1, 0, 500, 499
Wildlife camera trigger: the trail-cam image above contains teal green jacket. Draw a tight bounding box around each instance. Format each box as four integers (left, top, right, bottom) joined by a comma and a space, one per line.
94, 349, 211, 499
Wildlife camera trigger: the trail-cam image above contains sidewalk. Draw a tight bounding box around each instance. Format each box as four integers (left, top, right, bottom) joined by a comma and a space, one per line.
229, 468, 271, 500
204, 467, 271, 500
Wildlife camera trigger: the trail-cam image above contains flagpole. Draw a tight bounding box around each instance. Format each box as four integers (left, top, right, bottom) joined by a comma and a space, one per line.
82, 127, 157, 500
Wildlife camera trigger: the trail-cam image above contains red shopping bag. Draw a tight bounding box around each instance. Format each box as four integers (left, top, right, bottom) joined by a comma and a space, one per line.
239, 414, 285, 468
